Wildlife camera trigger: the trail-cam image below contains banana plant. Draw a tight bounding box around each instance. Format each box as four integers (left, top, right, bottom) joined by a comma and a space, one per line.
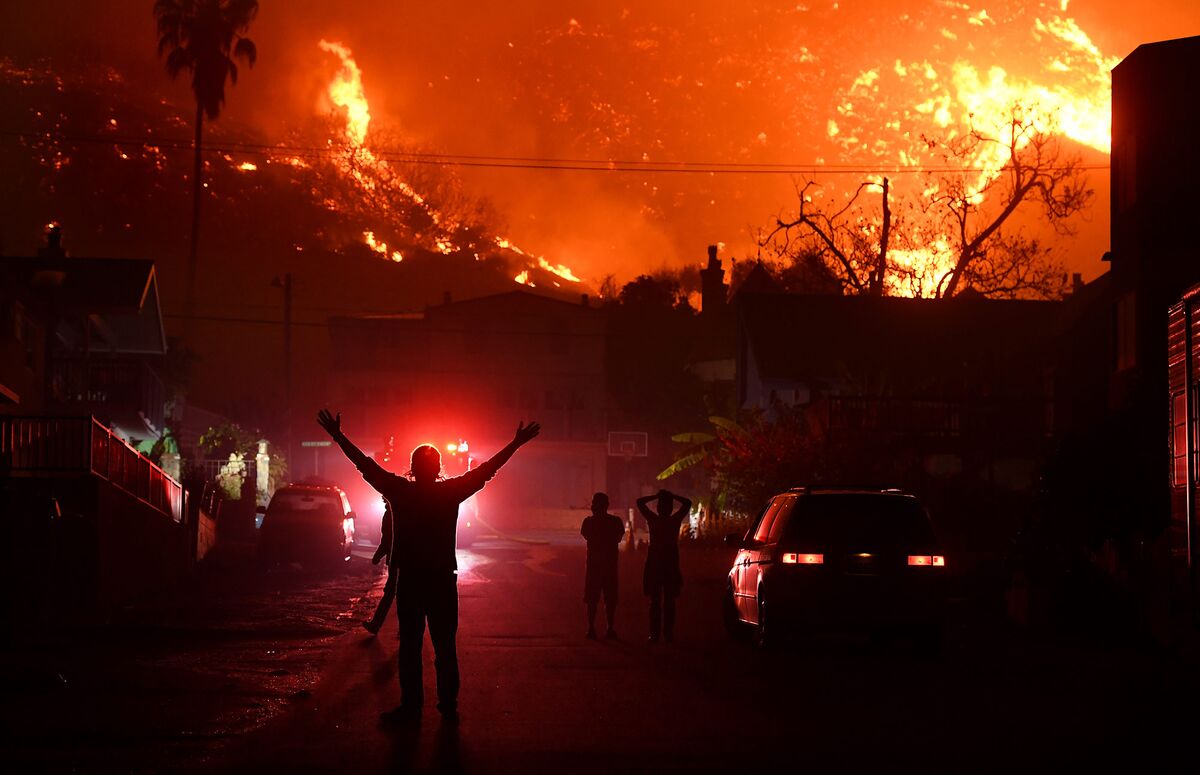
657, 416, 749, 517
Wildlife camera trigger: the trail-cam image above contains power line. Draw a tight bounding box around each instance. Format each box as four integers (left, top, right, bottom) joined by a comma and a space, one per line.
1, 128, 1111, 176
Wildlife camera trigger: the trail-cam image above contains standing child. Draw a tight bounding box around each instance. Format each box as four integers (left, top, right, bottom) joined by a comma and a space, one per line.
580, 492, 625, 640
637, 489, 692, 643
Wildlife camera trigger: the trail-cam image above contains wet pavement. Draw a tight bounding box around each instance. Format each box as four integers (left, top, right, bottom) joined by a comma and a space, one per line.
0, 545, 381, 772
3, 532, 1196, 773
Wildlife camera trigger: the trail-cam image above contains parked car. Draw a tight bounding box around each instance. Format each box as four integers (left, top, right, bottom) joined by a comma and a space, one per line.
724, 488, 947, 649
258, 484, 356, 567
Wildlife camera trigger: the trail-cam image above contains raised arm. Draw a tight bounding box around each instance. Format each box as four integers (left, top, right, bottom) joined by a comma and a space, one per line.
672, 495, 692, 520
318, 409, 370, 466
317, 409, 392, 489
636, 494, 657, 520
475, 422, 541, 478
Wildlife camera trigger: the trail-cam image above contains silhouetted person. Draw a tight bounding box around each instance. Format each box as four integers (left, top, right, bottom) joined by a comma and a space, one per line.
580, 492, 625, 639
637, 489, 692, 643
318, 409, 540, 720
363, 501, 395, 635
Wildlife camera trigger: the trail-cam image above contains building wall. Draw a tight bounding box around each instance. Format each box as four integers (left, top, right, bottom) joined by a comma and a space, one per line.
1110, 38, 1200, 547
0, 292, 47, 413
328, 293, 608, 529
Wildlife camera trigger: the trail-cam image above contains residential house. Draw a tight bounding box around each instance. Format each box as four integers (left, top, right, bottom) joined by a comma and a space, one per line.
0, 228, 186, 616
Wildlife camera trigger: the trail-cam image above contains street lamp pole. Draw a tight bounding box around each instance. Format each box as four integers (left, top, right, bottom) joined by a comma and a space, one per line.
272, 273, 293, 473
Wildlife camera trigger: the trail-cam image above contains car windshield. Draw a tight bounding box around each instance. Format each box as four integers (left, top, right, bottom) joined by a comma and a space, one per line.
783, 494, 935, 549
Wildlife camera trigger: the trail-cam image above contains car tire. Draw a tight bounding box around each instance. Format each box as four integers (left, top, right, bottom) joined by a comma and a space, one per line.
723, 586, 749, 641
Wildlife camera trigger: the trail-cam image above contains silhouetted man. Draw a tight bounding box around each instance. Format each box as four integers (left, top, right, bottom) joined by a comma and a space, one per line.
317, 409, 540, 720
580, 492, 625, 640
637, 489, 692, 643
363, 501, 394, 635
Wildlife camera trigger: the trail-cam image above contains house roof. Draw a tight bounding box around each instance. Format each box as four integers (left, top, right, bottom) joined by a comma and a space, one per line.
738, 292, 1062, 389
1115, 34, 1200, 72
426, 289, 600, 316
329, 289, 603, 331
1, 256, 167, 354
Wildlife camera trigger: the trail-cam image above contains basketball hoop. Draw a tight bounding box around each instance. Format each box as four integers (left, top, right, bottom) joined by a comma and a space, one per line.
608, 431, 648, 459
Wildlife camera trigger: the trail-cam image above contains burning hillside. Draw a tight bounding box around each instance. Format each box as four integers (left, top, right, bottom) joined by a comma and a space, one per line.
2, 0, 1190, 299
0, 48, 587, 301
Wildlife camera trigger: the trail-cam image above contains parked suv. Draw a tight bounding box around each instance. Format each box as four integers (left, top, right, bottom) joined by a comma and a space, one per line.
258, 484, 356, 567
724, 488, 947, 648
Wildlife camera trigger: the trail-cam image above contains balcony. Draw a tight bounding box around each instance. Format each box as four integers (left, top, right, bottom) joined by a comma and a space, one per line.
50, 357, 166, 435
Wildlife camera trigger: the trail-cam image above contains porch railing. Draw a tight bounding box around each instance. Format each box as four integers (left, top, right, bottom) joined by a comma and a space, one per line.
0, 415, 183, 522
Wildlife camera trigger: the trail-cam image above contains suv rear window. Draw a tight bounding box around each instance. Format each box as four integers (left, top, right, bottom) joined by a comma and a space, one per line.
269, 491, 342, 518
783, 494, 934, 548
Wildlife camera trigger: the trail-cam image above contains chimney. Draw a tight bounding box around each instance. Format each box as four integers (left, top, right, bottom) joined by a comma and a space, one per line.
699, 243, 727, 316
38, 223, 66, 259
580, 293, 589, 307
442, 290, 452, 305
1072, 273, 1084, 294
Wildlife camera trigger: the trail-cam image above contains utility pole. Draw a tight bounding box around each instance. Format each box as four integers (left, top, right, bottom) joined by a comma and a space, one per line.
272, 273, 293, 474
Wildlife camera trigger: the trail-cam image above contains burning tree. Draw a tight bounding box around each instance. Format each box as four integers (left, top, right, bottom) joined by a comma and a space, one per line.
153, 0, 259, 332
762, 106, 1094, 299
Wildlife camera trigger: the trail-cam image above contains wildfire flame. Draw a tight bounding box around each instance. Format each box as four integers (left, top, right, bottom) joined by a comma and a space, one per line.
317, 40, 371, 146
316, 40, 583, 288
825, 2, 1118, 296
364, 230, 403, 262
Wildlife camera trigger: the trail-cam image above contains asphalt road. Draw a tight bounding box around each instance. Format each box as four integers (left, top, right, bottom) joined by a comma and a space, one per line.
196, 534, 1193, 774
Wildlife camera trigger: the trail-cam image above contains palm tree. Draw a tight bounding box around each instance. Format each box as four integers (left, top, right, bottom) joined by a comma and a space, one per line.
154, 0, 258, 337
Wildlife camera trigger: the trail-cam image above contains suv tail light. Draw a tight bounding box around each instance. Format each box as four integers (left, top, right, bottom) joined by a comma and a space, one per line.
782, 553, 824, 565
907, 555, 946, 567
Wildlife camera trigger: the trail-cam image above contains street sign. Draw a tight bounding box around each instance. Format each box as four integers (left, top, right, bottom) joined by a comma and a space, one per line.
300, 440, 332, 448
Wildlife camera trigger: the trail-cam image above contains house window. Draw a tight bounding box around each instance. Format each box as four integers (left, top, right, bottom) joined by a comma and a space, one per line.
1172, 391, 1188, 487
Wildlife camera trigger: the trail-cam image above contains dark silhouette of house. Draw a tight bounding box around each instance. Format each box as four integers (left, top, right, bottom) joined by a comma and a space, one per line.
0, 228, 186, 620
1107, 37, 1200, 586
1034, 35, 1200, 631
736, 291, 1060, 481
0, 227, 168, 439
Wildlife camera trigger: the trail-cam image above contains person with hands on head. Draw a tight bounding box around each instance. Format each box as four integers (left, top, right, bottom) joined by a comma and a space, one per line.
637, 488, 692, 643
316, 409, 541, 721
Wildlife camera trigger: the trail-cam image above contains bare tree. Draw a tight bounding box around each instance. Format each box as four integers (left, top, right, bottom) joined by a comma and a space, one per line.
761, 107, 1094, 299
762, 177, 896, 296
925, 114, 1092, 298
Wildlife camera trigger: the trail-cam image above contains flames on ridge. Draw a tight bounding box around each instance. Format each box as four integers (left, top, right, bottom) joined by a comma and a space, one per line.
315, 40, 584, 289
816, 0, 1119, 296
1, 0, 1155, 301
